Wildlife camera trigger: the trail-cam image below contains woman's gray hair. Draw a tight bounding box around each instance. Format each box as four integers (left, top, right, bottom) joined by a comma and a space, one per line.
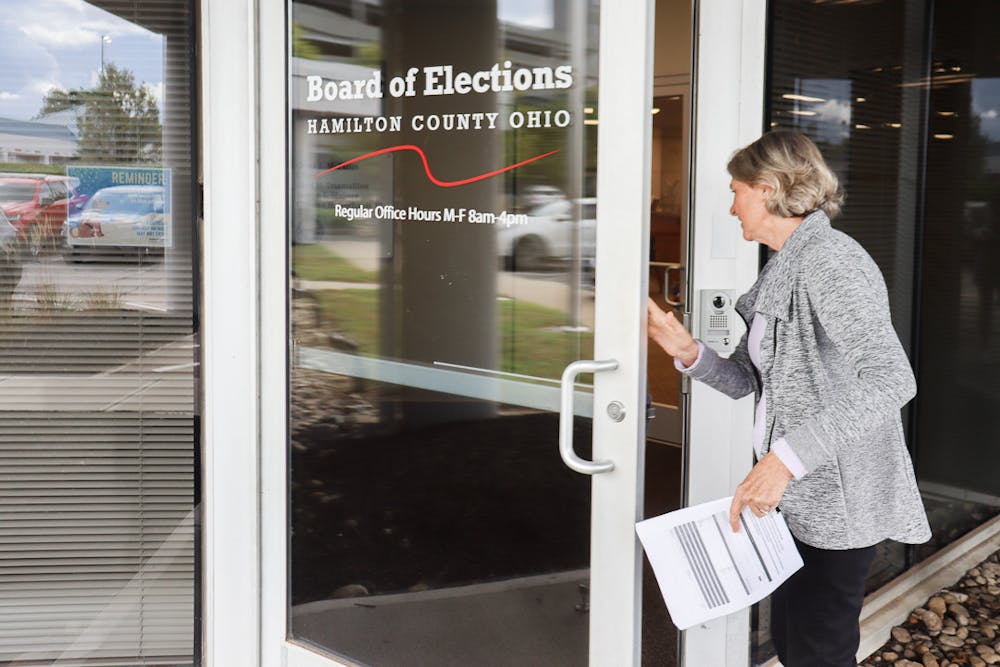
726, 130, 844, 218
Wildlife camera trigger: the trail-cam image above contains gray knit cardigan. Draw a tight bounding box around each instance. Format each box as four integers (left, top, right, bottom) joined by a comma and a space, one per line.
686, 210, 931, 549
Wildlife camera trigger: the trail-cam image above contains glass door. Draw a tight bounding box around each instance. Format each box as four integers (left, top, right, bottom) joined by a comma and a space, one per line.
279, 1, 654, 665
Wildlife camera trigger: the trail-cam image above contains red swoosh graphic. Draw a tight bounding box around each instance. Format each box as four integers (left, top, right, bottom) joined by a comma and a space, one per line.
313, 144, 559, 187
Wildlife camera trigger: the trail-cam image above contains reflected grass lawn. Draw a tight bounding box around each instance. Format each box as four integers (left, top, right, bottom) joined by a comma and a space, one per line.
498, 298, 595, 379
311, 289, 594, 381
292, 244, 377, 283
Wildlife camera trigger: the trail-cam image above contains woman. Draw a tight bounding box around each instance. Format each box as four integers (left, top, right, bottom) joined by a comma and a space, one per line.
648, 130, 930, 667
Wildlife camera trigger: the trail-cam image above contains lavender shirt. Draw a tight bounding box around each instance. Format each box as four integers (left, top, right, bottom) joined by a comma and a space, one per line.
676, 314, 807, 479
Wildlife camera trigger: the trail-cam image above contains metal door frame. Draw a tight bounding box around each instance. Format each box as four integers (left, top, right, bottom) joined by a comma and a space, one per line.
253, 0, 656, 665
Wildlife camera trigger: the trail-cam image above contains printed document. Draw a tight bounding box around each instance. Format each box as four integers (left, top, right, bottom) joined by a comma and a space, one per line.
635, 497, 803, 630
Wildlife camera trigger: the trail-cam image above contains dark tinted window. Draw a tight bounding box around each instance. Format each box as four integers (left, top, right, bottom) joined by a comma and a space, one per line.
48, 180, 68, 199
763, 0, 1000, 663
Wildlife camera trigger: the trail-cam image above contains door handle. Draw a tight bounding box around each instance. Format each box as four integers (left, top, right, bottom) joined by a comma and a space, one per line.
559, 359, 618, 475
649, 261, 684, 307
664, 264, 684, 307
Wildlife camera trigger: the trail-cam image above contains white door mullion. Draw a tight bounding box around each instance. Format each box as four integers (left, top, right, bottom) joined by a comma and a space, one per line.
682, 1, 767, 666
201, 0, 261, 663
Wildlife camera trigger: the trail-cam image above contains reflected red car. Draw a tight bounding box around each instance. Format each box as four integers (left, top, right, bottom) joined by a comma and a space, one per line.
0, 174, 88, 240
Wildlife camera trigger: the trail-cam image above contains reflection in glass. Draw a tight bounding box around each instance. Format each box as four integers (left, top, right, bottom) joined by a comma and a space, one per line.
913, 0, 1000, 562
766, 0, 925, 605
289, 1, 599, 664
762, 1, 1000, 665
0, 1, 198, 664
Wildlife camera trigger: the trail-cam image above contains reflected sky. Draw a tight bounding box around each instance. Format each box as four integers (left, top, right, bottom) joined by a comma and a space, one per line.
499, 0, 554, 29
972, 79, 1000, 141
777, 78, 852, 144
0, 0, 163, 121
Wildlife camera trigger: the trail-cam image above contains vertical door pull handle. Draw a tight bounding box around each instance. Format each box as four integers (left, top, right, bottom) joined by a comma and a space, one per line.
560, 359, 619, 475
664, 264, 684, 307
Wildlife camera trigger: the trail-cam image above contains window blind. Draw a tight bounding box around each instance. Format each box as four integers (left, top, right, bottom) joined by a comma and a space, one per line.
767, 0, 925, 350
0, 1, 197, 664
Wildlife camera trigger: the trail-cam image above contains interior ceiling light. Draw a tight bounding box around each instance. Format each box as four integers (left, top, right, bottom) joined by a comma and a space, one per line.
584, 107, 594, 114
899, 73, 976, 88
934, 133, 954, 140
936, 111, 958, 117
856, 97, 867, 103
782, 93, 826, 103
651, 108, 660, 114
789, 110, 818, 116
855, 124, 871, 129
584, 119, 598, 126
887, 122, 902, 128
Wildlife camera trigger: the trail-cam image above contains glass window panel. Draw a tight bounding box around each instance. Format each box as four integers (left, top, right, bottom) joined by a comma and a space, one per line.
288, 1, 599, 664
763, 1, 1000, 664
762, 0, 928, 663
913, 0, 1000, 562
0, 1, 198, 664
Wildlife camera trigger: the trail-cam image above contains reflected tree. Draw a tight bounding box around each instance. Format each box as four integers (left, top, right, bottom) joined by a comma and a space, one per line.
39, 64, 162, 164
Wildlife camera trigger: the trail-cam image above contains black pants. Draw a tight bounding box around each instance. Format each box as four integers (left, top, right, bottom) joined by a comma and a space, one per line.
770, 536, 877, 667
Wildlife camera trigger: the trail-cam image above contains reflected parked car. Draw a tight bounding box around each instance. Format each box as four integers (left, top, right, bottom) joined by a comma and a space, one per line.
65, 185, 167, 253
521, 185, 565, 209
498, 197, 597, 271
0, 174, 87, 243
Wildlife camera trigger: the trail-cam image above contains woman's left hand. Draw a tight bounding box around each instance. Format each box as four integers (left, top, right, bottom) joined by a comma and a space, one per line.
729, 453, 793, 531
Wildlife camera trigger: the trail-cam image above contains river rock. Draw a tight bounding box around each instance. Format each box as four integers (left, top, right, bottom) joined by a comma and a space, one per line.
915, 608, 944, 634
929, 597, 948, 618
857, 554, 1000, 667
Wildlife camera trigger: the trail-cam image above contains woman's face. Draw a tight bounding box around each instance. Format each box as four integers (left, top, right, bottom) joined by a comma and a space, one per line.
729, 179, 772, 243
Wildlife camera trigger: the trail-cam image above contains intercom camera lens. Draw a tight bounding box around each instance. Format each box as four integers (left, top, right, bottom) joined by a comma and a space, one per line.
712, 295, 725, 309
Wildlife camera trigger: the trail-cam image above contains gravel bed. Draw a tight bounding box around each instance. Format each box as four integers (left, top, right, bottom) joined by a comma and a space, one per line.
860, 552, 1000, 667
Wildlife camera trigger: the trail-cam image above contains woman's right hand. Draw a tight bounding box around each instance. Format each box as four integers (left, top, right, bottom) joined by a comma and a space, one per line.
647, 297, 700, 367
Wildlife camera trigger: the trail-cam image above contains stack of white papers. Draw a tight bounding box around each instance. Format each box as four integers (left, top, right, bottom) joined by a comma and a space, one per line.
636, 497, 803, 630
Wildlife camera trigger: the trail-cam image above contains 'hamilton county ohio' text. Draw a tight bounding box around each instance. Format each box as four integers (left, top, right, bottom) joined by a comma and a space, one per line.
307, 109, 571, 135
